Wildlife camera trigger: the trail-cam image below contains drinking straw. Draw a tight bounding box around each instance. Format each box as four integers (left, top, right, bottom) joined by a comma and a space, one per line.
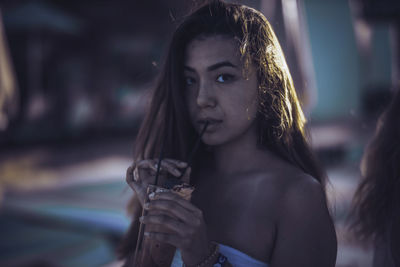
179, 121, 209, 179
135, 127, 168, 256
154, 137, 166, 186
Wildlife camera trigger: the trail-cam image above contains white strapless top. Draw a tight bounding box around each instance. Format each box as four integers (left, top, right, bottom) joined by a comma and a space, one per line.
170, 243, 269, 267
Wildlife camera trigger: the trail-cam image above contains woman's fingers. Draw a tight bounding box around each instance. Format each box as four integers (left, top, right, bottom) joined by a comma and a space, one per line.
140, 214, 185, 234
134, 158, 188, 181
158, 160, 183, 177
141, 189, 209, 259
136, 159, 158, 184
126, 164, 135, 184
143, 232, 182, 248
159, 159, 190, 184
136, 158, 187, 172
136, 159, 157, 171
140, 214, 195, 249
144, 199, 193, 223
152, 158, 188, 177
162, 158, 188, 168
127, 180, 148, 206
125, 158, 191, 205
149, 191, 200, 215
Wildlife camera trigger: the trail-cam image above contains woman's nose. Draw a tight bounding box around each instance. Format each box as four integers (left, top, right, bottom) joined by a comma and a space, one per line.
196, 80, 216, 108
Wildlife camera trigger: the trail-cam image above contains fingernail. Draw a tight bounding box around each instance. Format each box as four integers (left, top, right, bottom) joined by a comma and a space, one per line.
155, 188, 168, 193
143, 203, 150, 209
180, 162, 188, 167
148, 192, 155, 199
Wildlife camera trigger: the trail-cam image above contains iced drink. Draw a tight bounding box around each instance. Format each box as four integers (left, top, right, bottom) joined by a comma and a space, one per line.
133, 183, 194, 267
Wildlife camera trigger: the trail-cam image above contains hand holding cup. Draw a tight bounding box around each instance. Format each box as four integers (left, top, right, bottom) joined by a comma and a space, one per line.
126, 158, 190, 208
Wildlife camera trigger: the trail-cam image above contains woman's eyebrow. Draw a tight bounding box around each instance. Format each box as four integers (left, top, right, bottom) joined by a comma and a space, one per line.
207, 61, 237, 71
184, 61, 238, 73
184, 66, 195, 72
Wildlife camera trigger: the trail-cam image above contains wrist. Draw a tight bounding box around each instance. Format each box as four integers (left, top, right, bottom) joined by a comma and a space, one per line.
185, 242, 220, 267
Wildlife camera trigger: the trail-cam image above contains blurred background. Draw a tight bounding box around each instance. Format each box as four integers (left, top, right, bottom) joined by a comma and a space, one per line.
0, 0, 398, 266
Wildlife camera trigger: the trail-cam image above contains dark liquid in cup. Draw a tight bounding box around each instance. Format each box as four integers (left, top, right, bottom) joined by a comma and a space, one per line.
133, 184, 193, 266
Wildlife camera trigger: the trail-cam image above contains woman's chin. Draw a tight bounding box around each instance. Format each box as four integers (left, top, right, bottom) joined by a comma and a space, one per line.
201, 134, 225, 146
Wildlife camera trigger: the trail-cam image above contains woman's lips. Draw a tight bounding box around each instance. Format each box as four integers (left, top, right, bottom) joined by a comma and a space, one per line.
198, 119, 222, 131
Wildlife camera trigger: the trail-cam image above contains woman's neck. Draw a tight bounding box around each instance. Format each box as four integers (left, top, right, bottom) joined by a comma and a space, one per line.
212, 126, 271, 176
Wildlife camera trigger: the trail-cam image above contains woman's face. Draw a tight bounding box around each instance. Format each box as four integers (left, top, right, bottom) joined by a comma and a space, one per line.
184, 35, 259, 146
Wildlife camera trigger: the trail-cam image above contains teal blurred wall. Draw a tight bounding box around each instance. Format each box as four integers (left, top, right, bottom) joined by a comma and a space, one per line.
303, 0, 392, 121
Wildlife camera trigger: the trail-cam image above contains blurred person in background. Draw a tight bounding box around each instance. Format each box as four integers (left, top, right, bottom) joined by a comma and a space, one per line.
0, 8, 18, 132
119, 1, 337, 266
351, 89, 400, 267
0, 7, 18, 204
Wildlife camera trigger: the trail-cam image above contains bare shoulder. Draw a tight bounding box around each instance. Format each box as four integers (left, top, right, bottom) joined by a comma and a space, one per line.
269, 171, 337, 267
281, 172, 327, 211
278, 172, 334, 231
268, 166, 331, 226
253, 159, 323, 200
242, 161, 327, 218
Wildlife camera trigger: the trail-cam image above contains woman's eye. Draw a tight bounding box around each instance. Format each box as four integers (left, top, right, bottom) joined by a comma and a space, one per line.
216, 74, 234, 83
185, 77, 195, 86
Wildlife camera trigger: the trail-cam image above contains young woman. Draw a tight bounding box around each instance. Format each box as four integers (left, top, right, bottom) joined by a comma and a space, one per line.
351, 90, 400, 267
119, 1, 337, 266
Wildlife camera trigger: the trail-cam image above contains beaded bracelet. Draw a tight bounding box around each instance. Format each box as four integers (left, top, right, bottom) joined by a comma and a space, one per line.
184, 242, 220, 267
214, 253, 228, 266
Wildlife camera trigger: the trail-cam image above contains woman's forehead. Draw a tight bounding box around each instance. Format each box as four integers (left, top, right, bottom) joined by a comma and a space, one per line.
184, 35, 242, 68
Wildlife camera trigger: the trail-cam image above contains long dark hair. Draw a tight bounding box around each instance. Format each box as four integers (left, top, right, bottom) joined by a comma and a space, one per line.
351, 89, 400, 240
119, 0, 326, 260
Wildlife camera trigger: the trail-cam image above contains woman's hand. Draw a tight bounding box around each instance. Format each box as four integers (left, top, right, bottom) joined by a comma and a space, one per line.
140, 190, 212, 266
126, 158, 189, 207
